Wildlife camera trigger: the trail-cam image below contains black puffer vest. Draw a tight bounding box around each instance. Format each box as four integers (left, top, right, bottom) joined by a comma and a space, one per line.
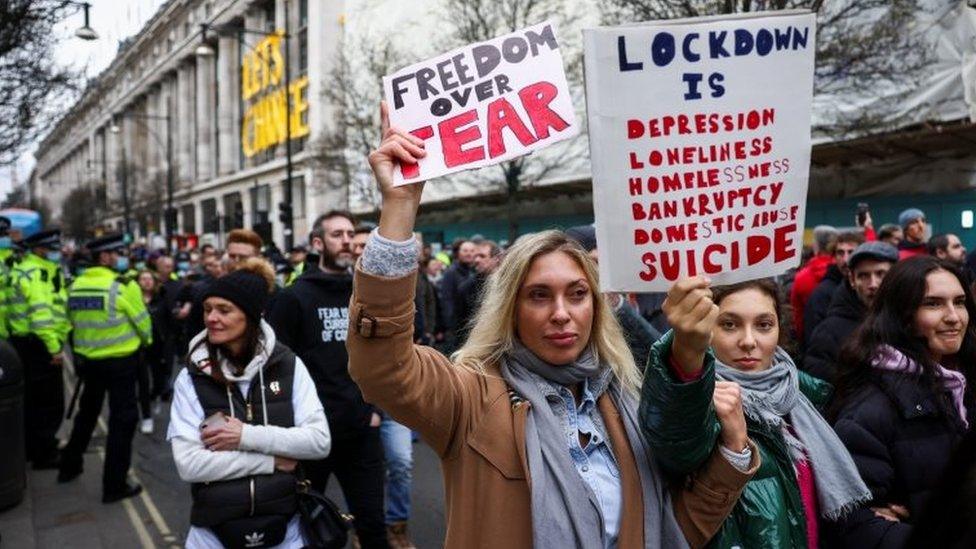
188, 342, 298, 548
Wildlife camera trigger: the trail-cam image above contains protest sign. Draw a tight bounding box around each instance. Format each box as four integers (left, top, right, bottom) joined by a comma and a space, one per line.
583, 11, 816, 292
383, 21, 579, 185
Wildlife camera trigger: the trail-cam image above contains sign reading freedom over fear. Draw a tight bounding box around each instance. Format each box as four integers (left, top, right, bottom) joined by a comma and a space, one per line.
383, 21, 579, 185
584, 11, 816, 292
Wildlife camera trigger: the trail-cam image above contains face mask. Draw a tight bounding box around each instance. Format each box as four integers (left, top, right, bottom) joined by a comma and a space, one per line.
115, 256, 130, 272
0, 237, 10, 249
135, 261, 146, 271
46, 251, 62, 263
178, 262, 191, 272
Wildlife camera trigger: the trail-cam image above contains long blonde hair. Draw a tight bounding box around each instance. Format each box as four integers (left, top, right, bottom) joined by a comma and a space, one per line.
452, 230, 641, 394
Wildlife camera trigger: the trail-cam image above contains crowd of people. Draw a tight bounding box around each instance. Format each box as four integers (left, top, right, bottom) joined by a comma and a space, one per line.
2, 109, 975, 548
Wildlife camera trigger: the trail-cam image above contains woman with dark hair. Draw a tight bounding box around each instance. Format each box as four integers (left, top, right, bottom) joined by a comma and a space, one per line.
167, 258, 331, 548
831, 256, 975, 547
642, 277, 871, 548
136, 269, 162, 434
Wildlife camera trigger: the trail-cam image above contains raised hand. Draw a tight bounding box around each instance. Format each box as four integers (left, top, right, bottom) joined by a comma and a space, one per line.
368, 101, 428, 241
664, 276, 719, 376
714, 381, 748, 452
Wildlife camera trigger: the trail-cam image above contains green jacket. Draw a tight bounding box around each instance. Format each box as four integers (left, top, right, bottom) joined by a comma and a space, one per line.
68, 266, 152, 360
639, 331, 832, 549
8, 253, 69, 353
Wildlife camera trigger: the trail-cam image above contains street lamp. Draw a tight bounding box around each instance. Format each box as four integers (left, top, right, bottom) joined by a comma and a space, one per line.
199, 10, 296, 250
69, 1, 99, 41
108, 124, 132, 236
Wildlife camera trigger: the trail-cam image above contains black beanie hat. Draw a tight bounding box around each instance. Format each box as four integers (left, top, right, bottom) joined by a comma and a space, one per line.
202, 270, 269, 322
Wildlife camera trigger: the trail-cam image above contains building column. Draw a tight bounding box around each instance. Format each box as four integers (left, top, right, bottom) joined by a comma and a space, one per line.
195, 52, 215, 182
176, 62, 194, 183
216, 35, 240, 175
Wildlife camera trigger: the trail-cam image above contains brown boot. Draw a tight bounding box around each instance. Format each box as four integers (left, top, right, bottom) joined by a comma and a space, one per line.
386, 521, 417, 549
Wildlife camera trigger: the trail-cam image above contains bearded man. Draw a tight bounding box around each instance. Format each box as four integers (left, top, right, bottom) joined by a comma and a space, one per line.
268, 210, 389, 548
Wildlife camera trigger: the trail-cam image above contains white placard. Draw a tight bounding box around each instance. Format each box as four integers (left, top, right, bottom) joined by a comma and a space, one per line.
383, 20, 579, 185
584, 11, 816, 291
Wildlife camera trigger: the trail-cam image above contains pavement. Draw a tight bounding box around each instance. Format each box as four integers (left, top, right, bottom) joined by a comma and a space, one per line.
0, 362, 446, 548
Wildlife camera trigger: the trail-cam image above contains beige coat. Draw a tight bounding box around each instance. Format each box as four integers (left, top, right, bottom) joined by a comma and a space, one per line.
347, 268, 757, 548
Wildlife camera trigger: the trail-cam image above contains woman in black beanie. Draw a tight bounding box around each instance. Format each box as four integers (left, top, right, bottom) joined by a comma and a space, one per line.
167, 257, 331, 548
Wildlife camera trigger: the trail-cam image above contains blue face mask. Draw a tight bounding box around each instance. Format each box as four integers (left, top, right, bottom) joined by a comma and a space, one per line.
115, 256, 130, 272
46, 251, 62, 263
178, 261, 191, 272
0, 237, 11, 249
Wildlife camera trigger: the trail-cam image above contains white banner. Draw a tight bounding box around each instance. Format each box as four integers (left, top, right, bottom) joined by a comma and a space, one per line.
383, 20, 579, 185
584, 11, 816, 291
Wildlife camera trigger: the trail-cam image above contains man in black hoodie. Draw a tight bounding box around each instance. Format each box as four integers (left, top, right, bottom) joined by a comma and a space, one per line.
801, 230, 863, 346
267, 210, 388, 548
803, 241, 898, 383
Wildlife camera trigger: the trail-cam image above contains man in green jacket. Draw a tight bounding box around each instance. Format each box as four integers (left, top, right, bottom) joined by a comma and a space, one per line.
58, 233, 152, 503
8, 229, 69, 469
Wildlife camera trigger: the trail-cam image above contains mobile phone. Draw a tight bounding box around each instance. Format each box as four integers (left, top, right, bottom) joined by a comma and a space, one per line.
856, 203, 870, 226
200, 411, 227, 431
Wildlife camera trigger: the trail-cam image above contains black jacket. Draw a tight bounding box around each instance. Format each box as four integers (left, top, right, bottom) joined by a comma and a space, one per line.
267, 270, 374, 439
802, 263, 844, 346
438, 262, 472, 332
803, 281, 865, 383
832, 370, 972, 548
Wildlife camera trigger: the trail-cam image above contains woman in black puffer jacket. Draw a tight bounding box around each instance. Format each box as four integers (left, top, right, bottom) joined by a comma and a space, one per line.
830, 256, 976, 548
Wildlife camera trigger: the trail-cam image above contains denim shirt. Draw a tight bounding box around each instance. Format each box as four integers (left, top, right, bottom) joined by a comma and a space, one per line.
555, 377, 622, 548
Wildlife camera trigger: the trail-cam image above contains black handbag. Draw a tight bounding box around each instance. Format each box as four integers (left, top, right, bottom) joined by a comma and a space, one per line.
296, 478, 354, 549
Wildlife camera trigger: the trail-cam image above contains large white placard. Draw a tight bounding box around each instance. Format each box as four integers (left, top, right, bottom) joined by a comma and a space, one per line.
584, 11, 816, 292
383, 21, 579, 186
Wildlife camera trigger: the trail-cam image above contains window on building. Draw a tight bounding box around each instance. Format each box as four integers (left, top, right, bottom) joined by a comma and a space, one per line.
201, 198, 219, 233
299, 0, 307, 27
251, 184, 272, 243
263, 1, 276, 33
181, 204, 196, 234
223, 192, 243, 229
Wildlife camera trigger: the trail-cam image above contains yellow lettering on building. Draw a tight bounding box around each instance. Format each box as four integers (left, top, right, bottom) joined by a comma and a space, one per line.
241, 33, 284, 102
241, 75, 310, 158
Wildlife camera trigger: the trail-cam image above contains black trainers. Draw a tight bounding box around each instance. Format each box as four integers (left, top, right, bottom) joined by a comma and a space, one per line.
102, 483, 142, 504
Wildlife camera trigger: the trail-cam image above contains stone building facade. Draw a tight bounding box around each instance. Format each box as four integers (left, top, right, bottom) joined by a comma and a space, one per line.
32, 0, 346, 248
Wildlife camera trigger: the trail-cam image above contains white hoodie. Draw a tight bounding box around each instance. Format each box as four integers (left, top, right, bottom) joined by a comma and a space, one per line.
167, 319, 331, 548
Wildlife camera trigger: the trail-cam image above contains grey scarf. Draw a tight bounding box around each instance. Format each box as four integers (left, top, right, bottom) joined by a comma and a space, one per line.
715, 348, 871, 520
501, 341, 687, 549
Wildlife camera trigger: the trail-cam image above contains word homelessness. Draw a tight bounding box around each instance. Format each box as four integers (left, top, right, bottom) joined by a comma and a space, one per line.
628, 108, 775, 139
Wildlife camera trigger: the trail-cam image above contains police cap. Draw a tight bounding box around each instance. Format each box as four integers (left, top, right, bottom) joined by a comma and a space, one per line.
22, 228, 61, 249
87, 233, 127, 254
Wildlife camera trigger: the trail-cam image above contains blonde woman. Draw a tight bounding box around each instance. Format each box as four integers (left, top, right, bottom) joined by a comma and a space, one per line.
345, 103, 760, 549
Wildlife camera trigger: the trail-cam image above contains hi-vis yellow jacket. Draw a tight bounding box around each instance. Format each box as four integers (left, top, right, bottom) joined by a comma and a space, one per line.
8, 253, 68, 353
68, 266, 152, 360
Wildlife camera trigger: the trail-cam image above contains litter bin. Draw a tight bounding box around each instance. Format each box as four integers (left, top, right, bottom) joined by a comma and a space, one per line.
0, 338, 25, 510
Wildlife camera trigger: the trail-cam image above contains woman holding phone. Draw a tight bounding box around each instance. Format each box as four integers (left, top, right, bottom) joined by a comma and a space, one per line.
167, 258, 331, 548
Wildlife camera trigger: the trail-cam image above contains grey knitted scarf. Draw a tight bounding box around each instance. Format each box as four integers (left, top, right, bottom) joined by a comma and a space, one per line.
501, 341, 687, 549
715, 348, 871, 520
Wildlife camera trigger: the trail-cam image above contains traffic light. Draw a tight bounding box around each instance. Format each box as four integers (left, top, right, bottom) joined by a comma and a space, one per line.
278, 201, 292, 225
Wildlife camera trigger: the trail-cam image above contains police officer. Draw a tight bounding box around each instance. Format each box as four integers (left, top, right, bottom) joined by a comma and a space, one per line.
0, 216, 14, 339
58, 233, 152, 503
8, 228, 69, 469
